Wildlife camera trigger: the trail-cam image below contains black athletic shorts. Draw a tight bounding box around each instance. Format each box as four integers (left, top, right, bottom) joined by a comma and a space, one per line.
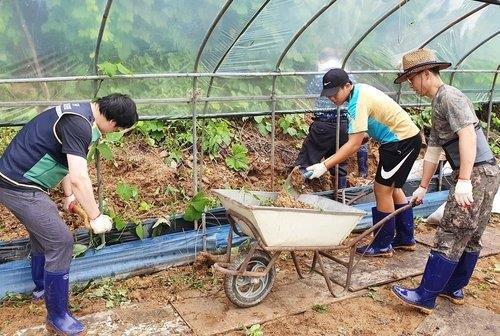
375, 133, 422, 188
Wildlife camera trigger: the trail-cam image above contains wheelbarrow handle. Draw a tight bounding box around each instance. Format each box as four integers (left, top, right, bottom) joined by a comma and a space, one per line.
352, 202, 415, 244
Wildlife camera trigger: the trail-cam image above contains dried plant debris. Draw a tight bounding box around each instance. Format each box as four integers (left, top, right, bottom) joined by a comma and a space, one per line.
273, 190, 314, 209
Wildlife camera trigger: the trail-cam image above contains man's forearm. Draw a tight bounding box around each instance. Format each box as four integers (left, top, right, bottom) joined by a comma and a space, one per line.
70, 174, 100, 219
324, 141, 360, 170
420, 160, 437, 188
61, 175, 73, 197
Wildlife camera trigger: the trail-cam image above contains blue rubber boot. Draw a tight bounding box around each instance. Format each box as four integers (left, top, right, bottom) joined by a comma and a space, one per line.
31, 253, 45, 301
392, 251, 458, 314
356, 207, 395, 257
392, 203, 416, 251
338, 176, 348, 189
439, 251, 479, 304
357, 146, 368, 178
44, 270, 86, 336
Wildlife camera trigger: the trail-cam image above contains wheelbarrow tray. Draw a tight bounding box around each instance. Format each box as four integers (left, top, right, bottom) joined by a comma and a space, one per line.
213, 189, 366, 248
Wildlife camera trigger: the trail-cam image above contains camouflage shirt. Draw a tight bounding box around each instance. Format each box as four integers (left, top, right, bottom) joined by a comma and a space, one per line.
428, 84, 478, 147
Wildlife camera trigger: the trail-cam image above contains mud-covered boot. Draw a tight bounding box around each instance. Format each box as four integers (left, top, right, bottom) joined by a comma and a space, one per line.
356, 207, 395, 257
392, 251, 458, 314
31, 253, 45, 301
392, 203, 416, 251
45, 270, 86, 335
439, 251, 479, 304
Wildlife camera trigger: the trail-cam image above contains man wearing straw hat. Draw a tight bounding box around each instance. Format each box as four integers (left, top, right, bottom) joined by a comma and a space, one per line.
305, 68, 421, 257
391, 49, 499, 313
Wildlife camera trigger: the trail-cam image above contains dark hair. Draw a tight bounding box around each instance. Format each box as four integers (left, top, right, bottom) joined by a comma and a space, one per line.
429, 67, 440, 76
94, 93, 138, 128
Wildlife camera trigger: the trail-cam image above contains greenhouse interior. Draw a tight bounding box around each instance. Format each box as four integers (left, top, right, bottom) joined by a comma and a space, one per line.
0, 0, 499, 335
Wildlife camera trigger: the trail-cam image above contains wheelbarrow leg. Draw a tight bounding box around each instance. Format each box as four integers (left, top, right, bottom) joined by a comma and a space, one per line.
291, 252, 303, 279
315, 251, 341, 297
225, 224, 233, 264
310, 252, 318, 273
344, 246, 356, 293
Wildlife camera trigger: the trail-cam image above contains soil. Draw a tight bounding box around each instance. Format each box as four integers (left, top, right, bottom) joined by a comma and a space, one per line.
0, 238, 498, 335
0, 120, 377, 241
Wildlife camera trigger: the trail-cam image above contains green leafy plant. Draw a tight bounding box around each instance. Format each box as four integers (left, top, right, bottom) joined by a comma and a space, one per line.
278, 114, 308, 138
244, 324, 264, 336
97, 61, 133, 77
115, 182, 139, 202
87, 279, 129, 309
135, 120, 167, 146
72, 244, 88, 258
225, 143, 250, 171
254, 116, 272, 136
202, 119, 232, 158
183, 192, 212, 222
409, 107, 432, 131
87, 131, 124, 162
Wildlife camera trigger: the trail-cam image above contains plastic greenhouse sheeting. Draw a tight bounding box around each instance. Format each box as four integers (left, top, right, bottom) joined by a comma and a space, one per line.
0, 0, 499, 124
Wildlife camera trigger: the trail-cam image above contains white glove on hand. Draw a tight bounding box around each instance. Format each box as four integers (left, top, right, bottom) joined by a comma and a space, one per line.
89, 214, 113, 234
455, 179, 473, 207
305, 162, 327, 179
411, 186, 428, 205
63, 194, 76, 212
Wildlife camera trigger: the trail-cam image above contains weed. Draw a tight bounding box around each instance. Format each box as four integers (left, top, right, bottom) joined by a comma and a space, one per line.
365, 287, 383, 302
312, 303, 328, 313
244, 324, 264, 336
86, 278, 129, 309
0, 292, 32, 307
225, 143, 250, 171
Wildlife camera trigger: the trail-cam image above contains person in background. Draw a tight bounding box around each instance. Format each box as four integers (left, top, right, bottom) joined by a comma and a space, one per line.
306, 68, 421, 257
0, 94, 138, 335
295, 48, 368, 189
391, 49, 499, 313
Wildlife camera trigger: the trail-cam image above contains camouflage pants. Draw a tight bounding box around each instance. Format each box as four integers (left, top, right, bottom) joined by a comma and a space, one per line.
434, 163, 500, 261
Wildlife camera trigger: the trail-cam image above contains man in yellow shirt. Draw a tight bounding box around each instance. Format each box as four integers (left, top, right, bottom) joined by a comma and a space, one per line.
306, 68, 421, 257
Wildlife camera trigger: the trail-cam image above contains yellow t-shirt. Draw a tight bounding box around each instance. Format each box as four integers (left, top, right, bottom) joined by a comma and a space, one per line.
347, 84, 419, 144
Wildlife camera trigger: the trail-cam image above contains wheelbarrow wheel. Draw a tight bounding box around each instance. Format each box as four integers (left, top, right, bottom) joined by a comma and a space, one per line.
224, 250, 276, 308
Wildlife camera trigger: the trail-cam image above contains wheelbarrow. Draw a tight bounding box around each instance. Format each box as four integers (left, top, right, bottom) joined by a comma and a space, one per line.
212, 189, 413, 308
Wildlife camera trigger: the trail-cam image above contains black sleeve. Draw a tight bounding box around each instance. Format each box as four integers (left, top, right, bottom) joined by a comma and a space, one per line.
55, 114, 92, 158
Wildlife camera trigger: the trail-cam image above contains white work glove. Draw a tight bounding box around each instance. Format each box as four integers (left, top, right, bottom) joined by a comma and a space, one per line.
63, 194, 76, 212
411, 186, 428, 205
454, 179, 473, 207
305, 162, 327, 179
89, 214, 113, 234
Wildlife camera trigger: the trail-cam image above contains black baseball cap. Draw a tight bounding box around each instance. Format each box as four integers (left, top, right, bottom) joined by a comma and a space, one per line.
320, 68, 350, 97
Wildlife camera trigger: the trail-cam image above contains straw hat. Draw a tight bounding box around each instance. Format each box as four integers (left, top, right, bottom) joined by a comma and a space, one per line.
394, 49, 451, 84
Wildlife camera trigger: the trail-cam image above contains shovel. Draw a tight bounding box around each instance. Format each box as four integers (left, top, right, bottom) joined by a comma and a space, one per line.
283, 166, 303, 196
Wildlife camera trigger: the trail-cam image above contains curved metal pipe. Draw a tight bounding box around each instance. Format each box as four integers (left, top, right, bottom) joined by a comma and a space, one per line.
449, 30, 499, 85
275, 0, 337, 69
193, 0, 233, 73
93, 0, 114, 96
419, 2, 489, 48
487, 64, 500, 139
202, 0, 271, 115
191, 0, 233, 197
342, 0, 410, 69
